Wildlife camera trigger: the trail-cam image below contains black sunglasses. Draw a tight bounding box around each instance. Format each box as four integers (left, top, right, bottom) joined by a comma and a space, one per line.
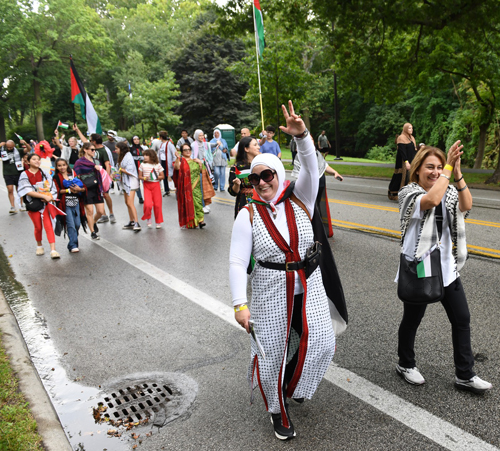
248, 169, 276, 186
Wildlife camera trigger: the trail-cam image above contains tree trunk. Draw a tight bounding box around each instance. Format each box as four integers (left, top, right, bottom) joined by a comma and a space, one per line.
474, 123, 489, 169
33, 79, 44, 141
0, 112, 6, 142
485, 151, 500, 184
302, 107, 311, 132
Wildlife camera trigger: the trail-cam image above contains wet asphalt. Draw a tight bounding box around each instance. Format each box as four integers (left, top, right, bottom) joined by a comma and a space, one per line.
0, 173, 499, 451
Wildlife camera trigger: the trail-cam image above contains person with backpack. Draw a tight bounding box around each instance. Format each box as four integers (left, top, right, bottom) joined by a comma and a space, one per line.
17, 153, 60, 259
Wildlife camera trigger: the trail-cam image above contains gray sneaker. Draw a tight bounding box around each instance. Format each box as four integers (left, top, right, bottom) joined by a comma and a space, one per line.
396, 364, 425, 385
9, 206, 18, 215
97, 215, 109, 223
455, 375, 492, 394
133, 222, 142, 232
109, 214, 116, 224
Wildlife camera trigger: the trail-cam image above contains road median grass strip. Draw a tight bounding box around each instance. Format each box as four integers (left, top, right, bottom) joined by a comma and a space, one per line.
0, 330, 43, 450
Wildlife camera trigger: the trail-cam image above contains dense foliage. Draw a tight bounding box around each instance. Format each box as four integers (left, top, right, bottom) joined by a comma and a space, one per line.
1, 0, 499, 182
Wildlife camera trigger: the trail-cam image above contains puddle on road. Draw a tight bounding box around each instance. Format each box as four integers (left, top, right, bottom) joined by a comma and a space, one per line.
0, 247, 134, 450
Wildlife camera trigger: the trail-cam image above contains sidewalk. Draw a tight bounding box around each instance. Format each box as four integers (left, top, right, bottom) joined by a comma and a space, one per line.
0, 289, 71, 451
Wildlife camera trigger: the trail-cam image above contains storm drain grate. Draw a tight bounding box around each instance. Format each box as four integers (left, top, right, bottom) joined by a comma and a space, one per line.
100, 382, 173, 424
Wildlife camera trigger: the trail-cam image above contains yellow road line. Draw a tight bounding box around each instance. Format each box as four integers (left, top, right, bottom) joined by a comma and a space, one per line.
330, 199, 500, 228
212, 197, 500, 258
330, 219, 500, 259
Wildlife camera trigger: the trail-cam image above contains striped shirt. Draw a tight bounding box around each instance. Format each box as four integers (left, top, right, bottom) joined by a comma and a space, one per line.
139, 163, 163, 182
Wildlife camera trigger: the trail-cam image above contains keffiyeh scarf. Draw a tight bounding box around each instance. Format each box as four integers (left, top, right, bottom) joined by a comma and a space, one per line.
399, 182, 469, 271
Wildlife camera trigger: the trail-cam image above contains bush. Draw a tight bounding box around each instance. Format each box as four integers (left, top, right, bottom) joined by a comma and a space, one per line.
365, 145, 396, 162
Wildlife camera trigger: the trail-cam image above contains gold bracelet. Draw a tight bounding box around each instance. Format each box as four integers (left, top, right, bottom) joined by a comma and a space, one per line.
234, 304, 248, 312
444, 164, 453, 171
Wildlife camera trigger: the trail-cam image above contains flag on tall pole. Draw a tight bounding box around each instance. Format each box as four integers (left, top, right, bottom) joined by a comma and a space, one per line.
70, 57, 102, 134
253, 0, 265, 57
253, 0, 265, 132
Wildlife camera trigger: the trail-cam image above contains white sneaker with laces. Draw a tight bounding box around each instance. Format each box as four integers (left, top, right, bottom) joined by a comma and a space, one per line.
455, 375, 492, 394
396, 364, 425, 385
203, 206, 210, 214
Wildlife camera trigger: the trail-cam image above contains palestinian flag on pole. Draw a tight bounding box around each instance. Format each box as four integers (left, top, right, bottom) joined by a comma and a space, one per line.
70, 58, 102, 134
253, 0, 265, 57
235, 167, 251, 179
57, 121, 69, 129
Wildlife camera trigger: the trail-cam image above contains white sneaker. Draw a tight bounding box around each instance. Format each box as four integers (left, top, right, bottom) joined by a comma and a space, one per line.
36, 247, 45, 256
455, 375, 492, 394
70, 248, 80, 253
109, 188, 115, 194
396, 364, 425, 385
203, 206, 210, 214
20, 205, 26, 211
9, 206, 18, 215
147, 220, 152, 228
50, 250, 61, 259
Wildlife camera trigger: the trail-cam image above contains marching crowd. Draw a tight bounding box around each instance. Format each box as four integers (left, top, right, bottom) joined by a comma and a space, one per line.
1, 103, 493, 442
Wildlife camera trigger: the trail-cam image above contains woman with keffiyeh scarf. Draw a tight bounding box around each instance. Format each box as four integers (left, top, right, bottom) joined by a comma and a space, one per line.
395, 142, 492, 394
74, 142, 105, 240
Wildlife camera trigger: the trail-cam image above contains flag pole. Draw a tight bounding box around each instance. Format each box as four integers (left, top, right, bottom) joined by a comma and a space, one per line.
253, 5, 265, 132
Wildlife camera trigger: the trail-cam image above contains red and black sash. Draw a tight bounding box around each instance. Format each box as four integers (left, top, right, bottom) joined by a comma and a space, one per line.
256, 199, 309, 429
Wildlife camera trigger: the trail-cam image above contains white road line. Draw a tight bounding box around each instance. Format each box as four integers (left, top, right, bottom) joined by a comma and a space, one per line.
83, 234, 498, 451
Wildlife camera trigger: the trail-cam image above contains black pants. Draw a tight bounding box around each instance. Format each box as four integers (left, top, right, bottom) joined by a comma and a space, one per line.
160, 160, 169, 194
398, 277, 475, 379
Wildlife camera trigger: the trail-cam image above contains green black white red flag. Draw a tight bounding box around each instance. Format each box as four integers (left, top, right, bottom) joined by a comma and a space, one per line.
70, 58, 102, 134
253, 0, 265, 57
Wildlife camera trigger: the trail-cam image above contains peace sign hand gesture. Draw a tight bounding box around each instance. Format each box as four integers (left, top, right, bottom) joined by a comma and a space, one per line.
279, 100, 306, 137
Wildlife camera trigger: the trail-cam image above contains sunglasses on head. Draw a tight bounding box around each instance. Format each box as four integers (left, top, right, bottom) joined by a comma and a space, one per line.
248, 169, 276, 186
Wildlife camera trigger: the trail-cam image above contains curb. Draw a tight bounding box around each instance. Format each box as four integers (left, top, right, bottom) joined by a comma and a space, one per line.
0, 289, 72, 451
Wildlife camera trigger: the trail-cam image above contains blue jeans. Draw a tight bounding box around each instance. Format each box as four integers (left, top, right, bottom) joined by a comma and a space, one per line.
66, 205, 81, 250
213, 165, 226, 190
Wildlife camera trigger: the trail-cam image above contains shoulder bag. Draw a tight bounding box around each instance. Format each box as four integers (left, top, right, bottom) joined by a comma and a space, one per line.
23, 171, 47, 212
397, 203, 445, 304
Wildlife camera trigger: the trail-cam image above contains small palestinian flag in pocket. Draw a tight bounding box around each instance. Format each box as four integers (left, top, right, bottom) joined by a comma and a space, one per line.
150, 169, 158, 181
235, 167, 251, 179
417, 254, 433, 278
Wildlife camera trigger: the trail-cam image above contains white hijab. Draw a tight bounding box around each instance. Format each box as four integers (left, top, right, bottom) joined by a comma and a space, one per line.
250, 153, 287, 204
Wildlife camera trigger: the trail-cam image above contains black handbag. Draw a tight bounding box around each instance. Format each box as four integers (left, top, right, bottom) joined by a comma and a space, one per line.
23, 171, 47, 212
397, 203, 445, 304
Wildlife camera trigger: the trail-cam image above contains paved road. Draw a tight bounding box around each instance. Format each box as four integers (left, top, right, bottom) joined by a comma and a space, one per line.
0, 172, 499, 451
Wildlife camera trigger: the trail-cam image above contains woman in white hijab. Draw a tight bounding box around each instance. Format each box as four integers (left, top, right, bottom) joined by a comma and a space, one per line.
229, 101, 344, 441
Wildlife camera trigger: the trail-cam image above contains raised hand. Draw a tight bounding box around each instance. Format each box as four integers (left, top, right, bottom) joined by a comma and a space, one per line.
279, 100, 306, 137
446, 140, 464, 167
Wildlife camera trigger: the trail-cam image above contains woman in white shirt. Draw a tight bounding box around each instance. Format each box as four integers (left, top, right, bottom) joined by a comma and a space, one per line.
396, 143, 492, 394
229, 101, 344, 440
117, 142, 141, 231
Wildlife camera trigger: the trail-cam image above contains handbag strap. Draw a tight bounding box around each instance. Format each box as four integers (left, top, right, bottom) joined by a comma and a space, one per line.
402, 199, 444, 244
435, 202, 443, 241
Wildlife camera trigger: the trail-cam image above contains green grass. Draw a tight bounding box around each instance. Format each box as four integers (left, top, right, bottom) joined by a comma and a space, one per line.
0, 331, 43, 451
279, 148, 388, 164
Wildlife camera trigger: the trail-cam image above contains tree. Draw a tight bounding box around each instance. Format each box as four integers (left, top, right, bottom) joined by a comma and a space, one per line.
171, 32, 256, 133
11, 0, 113, 140
119, 73, 181, 133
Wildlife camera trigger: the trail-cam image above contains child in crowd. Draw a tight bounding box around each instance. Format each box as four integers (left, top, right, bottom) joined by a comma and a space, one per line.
17, 154, 60, 259
139, 149, 164, 228
53, 158, 87, 253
